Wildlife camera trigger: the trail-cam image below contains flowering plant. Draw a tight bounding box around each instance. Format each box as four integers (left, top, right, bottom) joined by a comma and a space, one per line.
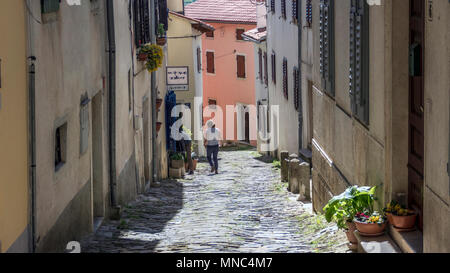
384, 201, 415, 216
138, 44, 164, 72
354, 211, 386, 225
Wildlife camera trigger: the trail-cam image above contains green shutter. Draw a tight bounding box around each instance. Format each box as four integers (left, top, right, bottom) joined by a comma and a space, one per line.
349, 0, 369, 125
41, 0, 60, 14
319, 0, 335, 96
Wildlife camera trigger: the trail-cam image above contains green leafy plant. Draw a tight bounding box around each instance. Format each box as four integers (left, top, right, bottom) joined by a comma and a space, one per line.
323, 186, 377, 230
170, 152, 184, 161
138, 44, 163, 72
157, 23, 166, 38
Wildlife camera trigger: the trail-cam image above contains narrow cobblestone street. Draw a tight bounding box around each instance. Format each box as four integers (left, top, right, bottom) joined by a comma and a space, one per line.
81, 150, 348, 253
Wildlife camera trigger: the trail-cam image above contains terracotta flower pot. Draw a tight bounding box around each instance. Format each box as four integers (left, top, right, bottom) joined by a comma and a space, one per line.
355, 221, 386, 236
386, 212, 393, 224
156, 122, 162, 133
156, 37, 166, 46
156, 98, 163, 110
345, 221, 358, 244
390, 214, 417, 229
137, 52, 148, 61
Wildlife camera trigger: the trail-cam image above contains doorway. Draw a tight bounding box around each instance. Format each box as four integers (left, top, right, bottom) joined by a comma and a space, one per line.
245, 109, 250, 143
143, 97, 151, 185
407, 0, 425, 230
91, 92, 105, 230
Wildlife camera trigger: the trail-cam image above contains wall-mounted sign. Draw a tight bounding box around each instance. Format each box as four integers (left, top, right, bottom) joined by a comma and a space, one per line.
167, 66, 189, 91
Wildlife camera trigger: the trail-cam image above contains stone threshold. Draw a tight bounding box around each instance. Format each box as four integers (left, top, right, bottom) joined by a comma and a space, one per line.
388, 224, 423, 253
354, 224, 423, 253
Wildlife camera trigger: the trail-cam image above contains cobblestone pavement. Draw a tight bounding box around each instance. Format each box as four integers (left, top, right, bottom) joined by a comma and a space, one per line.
81, 150, 348, 253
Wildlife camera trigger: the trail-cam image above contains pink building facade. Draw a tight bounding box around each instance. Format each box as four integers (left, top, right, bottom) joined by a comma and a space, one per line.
186, 0, 257, 146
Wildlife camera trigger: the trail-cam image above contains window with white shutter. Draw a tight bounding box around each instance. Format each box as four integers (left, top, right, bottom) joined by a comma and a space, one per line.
349, 0, 369, 125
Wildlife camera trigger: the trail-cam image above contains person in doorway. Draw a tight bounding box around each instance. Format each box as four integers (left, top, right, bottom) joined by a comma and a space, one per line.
204, 120, 222, 174
180, 127, 194, 175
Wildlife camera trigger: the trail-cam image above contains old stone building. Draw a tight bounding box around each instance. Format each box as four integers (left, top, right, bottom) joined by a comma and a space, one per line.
310, 0, 449, 252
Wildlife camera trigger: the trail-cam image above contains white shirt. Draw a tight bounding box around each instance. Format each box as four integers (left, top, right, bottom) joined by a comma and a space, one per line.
205, 128, 221, 146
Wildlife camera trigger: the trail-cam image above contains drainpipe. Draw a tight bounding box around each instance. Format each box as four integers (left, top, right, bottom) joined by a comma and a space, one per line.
26, 0, 37, 253
151, 0, 158, 183
106, 0, 117, 207
297, 0, 303, 153
28, 59, 36, 253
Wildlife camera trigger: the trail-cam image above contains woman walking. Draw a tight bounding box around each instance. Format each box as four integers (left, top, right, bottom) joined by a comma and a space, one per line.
204, 120, 222, 174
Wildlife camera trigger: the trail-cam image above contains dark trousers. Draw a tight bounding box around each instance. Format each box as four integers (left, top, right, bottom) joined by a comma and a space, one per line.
207, 145, 219, 170
185, 141, 193, 172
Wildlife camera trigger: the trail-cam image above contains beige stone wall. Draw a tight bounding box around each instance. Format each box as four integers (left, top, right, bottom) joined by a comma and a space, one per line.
311, 0, 391, 211
423, 0, 450, 253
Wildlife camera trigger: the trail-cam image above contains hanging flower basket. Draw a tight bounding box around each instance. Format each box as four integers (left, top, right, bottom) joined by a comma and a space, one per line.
156, 98, 163, 111
156, 122, 162, 133
137, 52, 148, 62
156, 36, 167, 46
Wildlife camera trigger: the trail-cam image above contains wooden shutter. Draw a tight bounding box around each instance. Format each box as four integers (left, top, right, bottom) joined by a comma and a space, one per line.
41, 0, 60, 14
264, 52, 268, 86
306, 0, 312, 27
237, 55, 246, 78
142, 0, 151, 44
206, 30, 214, 38
158, 0, 168, 31
134, 0, 151, 48
258, 49, 263, 83
271, 53, 276, 84
206, 52, 215, 74
293, 67, 300, 111
319, 0, 335, 96
281, 0, 287, 19
292, 0, 299, 23
283, 58, 288, 99
236, 29, 245, 41
349, 0, 369, 125
197, 47, 202, 73
271, 0, 275, 13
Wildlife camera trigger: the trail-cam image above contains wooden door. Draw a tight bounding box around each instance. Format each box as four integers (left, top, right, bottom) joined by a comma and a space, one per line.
408, 0, 425, 230
245, 110, 250, 143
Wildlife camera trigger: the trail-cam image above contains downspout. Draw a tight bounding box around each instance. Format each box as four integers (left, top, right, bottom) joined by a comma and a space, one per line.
151, 0, 158, 183
106, 0, 117, 207
26, 0, 36, 252
297, 0, 303, 153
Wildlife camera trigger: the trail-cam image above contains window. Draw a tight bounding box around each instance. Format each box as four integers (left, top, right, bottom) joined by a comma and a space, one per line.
306, 0, 312, 27
319, 0, 335, 96
158, 0, 168, 33
283, 58, 288, 99
270, 0, 275, 13
349, 0, 370, 125
281, 0, 287, 19
293, 67, 300, 111
133, 0, 151, 48
206, 30, 214, 38
258, 49, 263, 83
271, 52, 276, 84
292, 0, 299, 23
263, 52, 268, 86
41, 0, 60, 14
208, 99, 217, 105
80, 97, 90, 155
237, 55, 246, 79
55, 123, 67, 171
236, 29, 245, 41
197, 47, 202, 73
206, 51, 215, 74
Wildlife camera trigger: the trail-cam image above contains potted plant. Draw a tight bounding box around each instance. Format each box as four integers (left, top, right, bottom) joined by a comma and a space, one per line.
156, 98, 163, 110
384, 201, 417, 230
191, 152, 199, 170
156, 122, 162, 133
137, 45, 150, 61
354, 211, 387, 236
144, 44, 164, 73
156, 23, 167, 46
170, 152, 185, 169
323, 186, 378, 245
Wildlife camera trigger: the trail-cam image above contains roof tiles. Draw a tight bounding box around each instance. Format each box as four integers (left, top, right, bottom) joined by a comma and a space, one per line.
185, 0, 257, 24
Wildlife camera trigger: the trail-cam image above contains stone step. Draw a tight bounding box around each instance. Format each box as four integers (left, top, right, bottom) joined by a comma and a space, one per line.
354, 231, 402, 253
388, 224, 423, 253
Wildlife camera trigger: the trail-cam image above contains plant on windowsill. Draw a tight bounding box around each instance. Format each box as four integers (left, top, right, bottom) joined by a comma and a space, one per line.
384, 200, 417, 230
323, 186, 378, 245
137, 44, 150, 61
144, 44, 164, 73
156, 23, 167, 46
354, 210, 387, 236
